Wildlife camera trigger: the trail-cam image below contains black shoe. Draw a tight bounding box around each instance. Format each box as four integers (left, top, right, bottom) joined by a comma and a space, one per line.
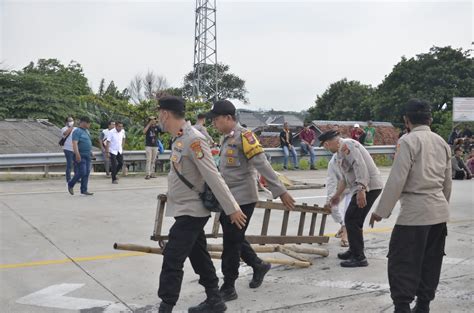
310, 166, 317, 170
337, 250, 353, 260
219, 286, 238, 302
68, 186, 74, 195
340, 257, 369, 267
188, 288, 226, 313
158, 302, 174, 313
249, 261, 271, 288
81, 192, 94, 196
394, 303, 411, 313
412, 300, 430, 313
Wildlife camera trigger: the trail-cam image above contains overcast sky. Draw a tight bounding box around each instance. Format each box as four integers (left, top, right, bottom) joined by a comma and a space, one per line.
1, 0, 472, 111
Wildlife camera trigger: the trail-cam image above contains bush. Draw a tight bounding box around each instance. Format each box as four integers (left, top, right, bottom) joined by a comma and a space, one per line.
315, 157, 329, 169
272, 163, 284, 171
298, 158, 310, 170
373, 154, 393, 167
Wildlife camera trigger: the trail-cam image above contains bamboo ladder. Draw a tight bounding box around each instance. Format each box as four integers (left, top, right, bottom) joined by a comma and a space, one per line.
114, 194, 332, 267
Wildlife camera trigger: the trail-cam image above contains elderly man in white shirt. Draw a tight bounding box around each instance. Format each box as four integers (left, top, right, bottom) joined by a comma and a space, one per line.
326, 154, 351, 247
106, 121, 126, 184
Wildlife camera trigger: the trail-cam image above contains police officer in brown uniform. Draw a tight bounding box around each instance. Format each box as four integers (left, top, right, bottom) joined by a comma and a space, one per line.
155, 96, 247, 313
208, 100, 296, 301
319, 129, 383, 267
370, 99, 452, 313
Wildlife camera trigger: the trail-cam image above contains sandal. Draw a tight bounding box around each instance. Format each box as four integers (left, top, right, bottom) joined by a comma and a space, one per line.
340, 239, 349, 247
335, 228, 343, 238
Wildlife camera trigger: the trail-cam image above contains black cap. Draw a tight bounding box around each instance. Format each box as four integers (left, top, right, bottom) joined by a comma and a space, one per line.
207, 100, 236, 118
157, 96, 185, 113
318, 130, 339, 146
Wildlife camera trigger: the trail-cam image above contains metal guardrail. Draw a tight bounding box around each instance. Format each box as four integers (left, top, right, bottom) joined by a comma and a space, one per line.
0, 146, 396, 168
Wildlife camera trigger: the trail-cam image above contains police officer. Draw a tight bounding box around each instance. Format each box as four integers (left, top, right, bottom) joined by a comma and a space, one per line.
370, 99, 452, 313
155, 96, 247, 313
208, 100, 296, 301
319, 129, 383, 267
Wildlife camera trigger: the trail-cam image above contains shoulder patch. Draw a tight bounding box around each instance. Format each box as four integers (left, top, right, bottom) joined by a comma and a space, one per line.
190, 140, 204, 159
342, 144, 350, 155
241, 131, 264, 159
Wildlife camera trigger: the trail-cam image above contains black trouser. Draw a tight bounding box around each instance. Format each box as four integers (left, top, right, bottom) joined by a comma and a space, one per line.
344, 189, 382, 259
454, 170, 465, 180
388, 223, 447, 307
220, 202, 261, 286
158, 215, 218, 306
110, 152, 123, 181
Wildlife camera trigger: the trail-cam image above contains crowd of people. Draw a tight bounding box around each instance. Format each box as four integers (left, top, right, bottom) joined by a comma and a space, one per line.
58, 97, 461, 313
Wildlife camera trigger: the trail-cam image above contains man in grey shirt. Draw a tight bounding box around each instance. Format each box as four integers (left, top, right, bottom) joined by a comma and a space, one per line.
319, 130, 383, 268
208, 100, 295, 302
370, 99, 452, 313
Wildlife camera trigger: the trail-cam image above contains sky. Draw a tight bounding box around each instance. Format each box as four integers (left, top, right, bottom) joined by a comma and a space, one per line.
1, 0, 472, 111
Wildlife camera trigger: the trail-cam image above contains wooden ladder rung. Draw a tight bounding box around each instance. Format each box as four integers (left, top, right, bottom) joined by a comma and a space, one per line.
261, 208, 271, 236
309, 213, 318, 236
281, 210, 290, 235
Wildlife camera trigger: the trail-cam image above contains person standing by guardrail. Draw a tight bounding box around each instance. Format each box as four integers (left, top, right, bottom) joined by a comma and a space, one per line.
100, 121, 115, 177
279, 122, 298, 170
67, 116, 93, 196
143, 117, 161, 180
106, 121, 126, 184
60, 116, 77, 183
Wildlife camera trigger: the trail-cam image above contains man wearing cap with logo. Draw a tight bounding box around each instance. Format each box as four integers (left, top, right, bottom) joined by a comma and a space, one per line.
319, 129, 383, 267
370, 99, 452, 313
208, 99, 296, 302
155, 96, 247, 313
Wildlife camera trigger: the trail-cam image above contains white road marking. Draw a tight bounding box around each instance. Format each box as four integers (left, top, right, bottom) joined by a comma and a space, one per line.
16, 283, 138, 312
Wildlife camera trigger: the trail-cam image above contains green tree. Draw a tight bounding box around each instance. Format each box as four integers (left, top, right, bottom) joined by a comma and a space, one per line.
372, 46, 474, 133
307, 79, 374, 121
0, 58, 91, 125
182, 63, 248, 102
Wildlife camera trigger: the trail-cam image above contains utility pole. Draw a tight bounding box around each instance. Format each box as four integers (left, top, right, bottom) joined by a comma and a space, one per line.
192, 0, 218, 102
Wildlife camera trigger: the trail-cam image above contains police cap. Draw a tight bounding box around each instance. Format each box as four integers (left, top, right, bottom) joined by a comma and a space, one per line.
318, 130, 340, 146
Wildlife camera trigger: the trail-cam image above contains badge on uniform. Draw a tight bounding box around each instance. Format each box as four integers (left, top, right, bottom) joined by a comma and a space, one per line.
191, 140, 204, 159
227, 157, 235, 165
243, 131, 256, 144
176, 141, 183, 148
342, 144, 350, 155
242, 131, 264, 159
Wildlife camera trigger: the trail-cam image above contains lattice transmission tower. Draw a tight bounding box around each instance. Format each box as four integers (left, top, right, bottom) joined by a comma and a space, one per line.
192, 0, 218, 102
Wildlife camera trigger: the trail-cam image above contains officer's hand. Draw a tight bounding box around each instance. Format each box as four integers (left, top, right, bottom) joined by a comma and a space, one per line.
330, 195, 340, 207
230, 210, 247, 229
323, 203, 332, 212
280, 192, 295, 210
369, 213, 382, 228
356, 190, 367, 208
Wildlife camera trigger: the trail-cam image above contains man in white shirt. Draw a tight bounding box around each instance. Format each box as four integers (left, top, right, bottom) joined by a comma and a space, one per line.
106, 121, 126, 184
100, 121, 115, 177
61, 116, 77, 183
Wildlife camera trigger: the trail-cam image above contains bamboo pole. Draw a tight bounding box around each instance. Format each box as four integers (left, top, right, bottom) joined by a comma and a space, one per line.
284, 245, 329, 257
277, 246, 311, 263
114, 243, 162, 254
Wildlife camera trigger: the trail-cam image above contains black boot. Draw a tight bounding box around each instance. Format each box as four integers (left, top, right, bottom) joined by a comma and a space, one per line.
394, 303, 411, 313
337, 250, 353, 260
158, 301, 174, 313
219, 283, 238, 302
412, 300, 430, 313
249, 261, 271, 288
188, 288, 227, 313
